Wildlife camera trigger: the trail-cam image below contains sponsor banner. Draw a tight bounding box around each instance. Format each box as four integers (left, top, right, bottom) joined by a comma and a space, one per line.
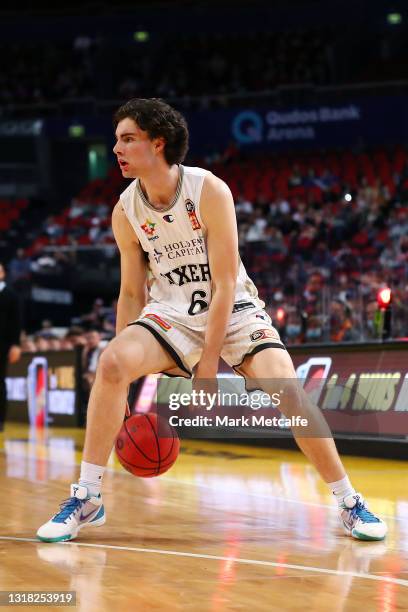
186, 96, 408, 152
0, 120, 43, 136
203, 343, 408, 441
7, 342, 408, 438
37, 95, 408, 155
290, 346, 408, 439
31, 286, 73, 305
6, 350, 82, 427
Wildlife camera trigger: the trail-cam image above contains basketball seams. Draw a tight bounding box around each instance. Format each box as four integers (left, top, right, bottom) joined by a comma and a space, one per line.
145, 413, 162, 475
148, 415, 177, 463
123, 418, 159, 464
160, 432, 175, 463
115, 446, 160, 475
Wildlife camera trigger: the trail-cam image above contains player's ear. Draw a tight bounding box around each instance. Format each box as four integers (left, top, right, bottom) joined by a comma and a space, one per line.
153, 137, 165, 155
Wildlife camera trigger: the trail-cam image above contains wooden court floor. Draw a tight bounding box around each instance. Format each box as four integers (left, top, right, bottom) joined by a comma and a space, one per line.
0, 423, 407, 611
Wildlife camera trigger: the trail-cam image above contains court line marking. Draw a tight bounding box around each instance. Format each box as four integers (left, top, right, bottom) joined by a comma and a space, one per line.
0, 536, 407, 588
0, 446, 403, 522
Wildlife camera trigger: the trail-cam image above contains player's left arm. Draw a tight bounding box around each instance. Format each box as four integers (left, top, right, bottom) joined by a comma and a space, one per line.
196, 173, 239, 378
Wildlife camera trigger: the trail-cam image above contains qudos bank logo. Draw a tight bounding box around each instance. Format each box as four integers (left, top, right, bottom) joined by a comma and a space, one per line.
232, 111, 263, 144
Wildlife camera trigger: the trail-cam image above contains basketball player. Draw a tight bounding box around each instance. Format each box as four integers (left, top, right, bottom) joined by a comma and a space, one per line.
37, 99, 387, 542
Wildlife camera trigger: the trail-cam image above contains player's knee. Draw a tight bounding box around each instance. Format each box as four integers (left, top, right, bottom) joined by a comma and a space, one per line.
97, 342, 145, 385
97, 348, 124, 385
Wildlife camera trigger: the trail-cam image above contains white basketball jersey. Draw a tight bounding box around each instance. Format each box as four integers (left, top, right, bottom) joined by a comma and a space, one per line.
119, 165, 264, 328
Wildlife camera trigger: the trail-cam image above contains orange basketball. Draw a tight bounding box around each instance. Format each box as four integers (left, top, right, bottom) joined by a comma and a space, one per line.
115, 413, 180, 477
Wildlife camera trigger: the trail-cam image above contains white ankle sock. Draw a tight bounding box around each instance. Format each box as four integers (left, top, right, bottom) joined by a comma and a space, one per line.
78, 461, 105, 497
327, 475, 356, 507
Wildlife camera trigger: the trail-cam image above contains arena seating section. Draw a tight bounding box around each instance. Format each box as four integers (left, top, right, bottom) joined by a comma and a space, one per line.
0, 198, 29, 232
20, 145, 406, 258
3, 144, 407, 341
1, 24, 407, 109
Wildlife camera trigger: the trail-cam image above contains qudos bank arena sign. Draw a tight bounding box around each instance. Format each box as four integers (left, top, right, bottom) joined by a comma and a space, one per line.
231, 105, 361, 146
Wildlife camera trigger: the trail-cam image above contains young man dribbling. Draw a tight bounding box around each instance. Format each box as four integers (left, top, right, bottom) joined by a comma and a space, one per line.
37, 99, 386, 543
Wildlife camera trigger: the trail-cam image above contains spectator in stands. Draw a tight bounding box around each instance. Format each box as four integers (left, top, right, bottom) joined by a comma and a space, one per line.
81, 329, 103, 401
335, 243, 361, 272
40, 320, 53, 334
21, 337, 36, 352
288, 165, 303, 188
60, 337, 74, 350
246, 209, 268, 242
364, 300, 380, 340
34, 335, 50, 352
305, 315, 324, 342
65, 326, 87, 347
271, 196, 291, 216
265, 226, 287, 257
396, 236, 408, 266
235, 194, 254, 218
329, 300, 360, 342
314, 169, 337, 192
292, 200, 307, 226
68, 198, 89, 219
389, 209, 408, 240
89, 218, 103, 243
8, 249, 31, 290
102, 299, 117, 336
311, 241, 336, 272
302, 272, 324, 314
379, 245, 397, 269
43, 216, 64, 239
47, 336, 62, 351
285, 309, 303, 344
81, 298, 106, 330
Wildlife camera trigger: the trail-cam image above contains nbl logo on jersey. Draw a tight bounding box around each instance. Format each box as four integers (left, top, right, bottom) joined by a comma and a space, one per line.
185, 200, 201, 231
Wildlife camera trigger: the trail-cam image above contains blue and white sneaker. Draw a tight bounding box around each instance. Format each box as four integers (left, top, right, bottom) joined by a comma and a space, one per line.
340, 493, 387, 541
36, 484, 105, 543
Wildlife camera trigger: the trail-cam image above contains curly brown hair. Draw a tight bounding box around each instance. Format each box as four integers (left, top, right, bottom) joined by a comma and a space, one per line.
113, 98, 189, 166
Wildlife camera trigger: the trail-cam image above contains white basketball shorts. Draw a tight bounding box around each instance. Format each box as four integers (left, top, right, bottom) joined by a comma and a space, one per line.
129, 301, 286, 378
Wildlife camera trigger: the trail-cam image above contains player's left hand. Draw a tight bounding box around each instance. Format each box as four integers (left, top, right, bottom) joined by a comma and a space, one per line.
8, 345, 22, 364
193, 363, 218, 412
194, 363, 218, 380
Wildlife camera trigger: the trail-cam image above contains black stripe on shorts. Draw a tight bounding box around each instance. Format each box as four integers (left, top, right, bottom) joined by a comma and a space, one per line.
129, 320, 192, 378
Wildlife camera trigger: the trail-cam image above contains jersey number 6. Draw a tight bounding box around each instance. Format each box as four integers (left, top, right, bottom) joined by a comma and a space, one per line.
188, 290, 208, 315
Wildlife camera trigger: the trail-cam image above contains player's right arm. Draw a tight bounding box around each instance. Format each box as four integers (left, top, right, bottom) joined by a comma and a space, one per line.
112, 201, 147, 334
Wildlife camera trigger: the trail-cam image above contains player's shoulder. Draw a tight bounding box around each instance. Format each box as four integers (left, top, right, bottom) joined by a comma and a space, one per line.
202, 170, 232, 201
182, 164, 209, 179
112, 197, 140, 245
183, 164, 231, 196
119, 178, 138, 207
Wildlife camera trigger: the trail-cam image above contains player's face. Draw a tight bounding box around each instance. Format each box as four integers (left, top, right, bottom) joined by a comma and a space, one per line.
113, 118, 163, 178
